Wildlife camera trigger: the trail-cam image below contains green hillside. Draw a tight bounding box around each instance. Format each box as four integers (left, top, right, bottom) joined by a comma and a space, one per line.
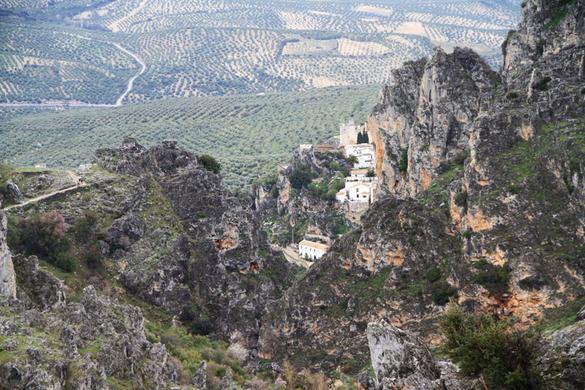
0, 85, 379, 187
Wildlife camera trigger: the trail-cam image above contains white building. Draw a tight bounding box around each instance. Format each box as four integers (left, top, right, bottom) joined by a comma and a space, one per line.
299, 144, 312, 152
298, 239, 330, 260
336, 181, 376, 204
339, 120, 358, 146
345, 143, 375, 169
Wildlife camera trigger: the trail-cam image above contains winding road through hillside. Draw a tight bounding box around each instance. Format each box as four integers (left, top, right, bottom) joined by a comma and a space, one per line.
113, 42, 147, 106
0, 35, 146, 109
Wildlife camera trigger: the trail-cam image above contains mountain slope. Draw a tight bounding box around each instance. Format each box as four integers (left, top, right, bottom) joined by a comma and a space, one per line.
258, 0, 585, 374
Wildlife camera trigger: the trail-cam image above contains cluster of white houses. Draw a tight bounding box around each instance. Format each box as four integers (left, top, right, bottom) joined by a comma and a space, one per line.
295, 120, 379, 261
335, 120, 378, 205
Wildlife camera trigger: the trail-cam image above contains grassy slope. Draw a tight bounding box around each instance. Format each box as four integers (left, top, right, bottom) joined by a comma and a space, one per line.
0, 85, 379, 187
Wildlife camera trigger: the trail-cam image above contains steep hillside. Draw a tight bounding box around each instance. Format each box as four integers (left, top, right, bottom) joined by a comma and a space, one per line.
259, 0, 585, 375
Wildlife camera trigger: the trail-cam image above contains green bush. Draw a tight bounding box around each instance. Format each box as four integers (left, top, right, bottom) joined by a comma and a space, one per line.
289, 165, 314, 189
472, 260, 510, 296
425, 267, 442, 283
440, 304, 542, 389
430, 281, 457, 305
199, 154, 222, 173
398, 147, 409, 173
533, 76, 552, 91
8, 211, 76, 272
454, 191, 468, 207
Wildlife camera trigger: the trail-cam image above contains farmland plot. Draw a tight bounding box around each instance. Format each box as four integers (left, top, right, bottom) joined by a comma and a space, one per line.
0, 85, 379, 187
0, 0, 521, 104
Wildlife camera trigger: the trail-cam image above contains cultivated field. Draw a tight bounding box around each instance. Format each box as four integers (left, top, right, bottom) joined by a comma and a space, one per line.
0, 0, 521, 103
0, 86, 379, 187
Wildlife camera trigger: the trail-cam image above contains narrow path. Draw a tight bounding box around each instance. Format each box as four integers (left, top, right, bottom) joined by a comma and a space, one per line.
2, 172, 86, 211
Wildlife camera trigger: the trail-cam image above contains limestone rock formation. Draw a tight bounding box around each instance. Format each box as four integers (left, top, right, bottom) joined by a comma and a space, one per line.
366, 321, 476, 390
367, 321, 440, 389
0, 283, 178, 389
539, 320, 585, 389
259, 0, 585, 373
95, 137, 296, 362
0, 212, 16, 299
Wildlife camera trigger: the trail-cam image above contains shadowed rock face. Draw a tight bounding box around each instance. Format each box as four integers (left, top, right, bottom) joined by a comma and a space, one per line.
259, 0, 585, 374
0, 212, 16, 299
95, 138, 296, 362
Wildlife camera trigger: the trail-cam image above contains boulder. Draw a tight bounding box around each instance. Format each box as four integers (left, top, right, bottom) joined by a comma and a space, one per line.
0, 212, 16, 299
367, 321, 440, 389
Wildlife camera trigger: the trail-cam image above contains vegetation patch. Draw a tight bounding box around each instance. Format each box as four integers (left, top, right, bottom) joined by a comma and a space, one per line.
440, 304, 542, 389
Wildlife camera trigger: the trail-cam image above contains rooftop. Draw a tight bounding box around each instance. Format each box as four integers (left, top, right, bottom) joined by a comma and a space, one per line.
299, 239, 330, 252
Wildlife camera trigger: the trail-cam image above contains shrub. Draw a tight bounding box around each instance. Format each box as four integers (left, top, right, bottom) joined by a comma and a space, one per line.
430, 281, 457, 305
507, 92, 520, 100
426, 267, 442, 283
366, 169, 376, 178
9, 211, 75, 272
199, 154, 222, 173
83, 242, 103, 270
346, 155, 358, 165
440, 304, 542, 389
398, 147, 409, 173
472, 260, 510, 296
289, 165, 313, 189
454, 191, 468, 207
532, 76, 551, 91
73, 211, 98, 244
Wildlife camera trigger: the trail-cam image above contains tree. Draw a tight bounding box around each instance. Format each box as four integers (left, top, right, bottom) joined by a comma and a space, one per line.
199, 154, 221, 173
440, 304, 541, 389
289, 165, 313, 189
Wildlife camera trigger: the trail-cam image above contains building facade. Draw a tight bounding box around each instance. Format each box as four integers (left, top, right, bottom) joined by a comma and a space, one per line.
298, 239, 330, 260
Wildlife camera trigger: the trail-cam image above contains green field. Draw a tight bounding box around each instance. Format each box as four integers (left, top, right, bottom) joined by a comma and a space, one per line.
0, 85, 379, 187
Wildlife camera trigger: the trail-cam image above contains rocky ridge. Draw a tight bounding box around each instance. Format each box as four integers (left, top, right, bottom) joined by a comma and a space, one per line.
258, 0, 585, 376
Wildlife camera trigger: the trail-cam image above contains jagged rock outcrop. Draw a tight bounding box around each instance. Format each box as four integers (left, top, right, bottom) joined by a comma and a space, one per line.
0, 284, 178, 389
95, 138, 296, 362
538, 319, 585, 389
259, 0, 585, 373
366, 321, 476, 390
367, 321, 440, 389
503, 0, 585, 120
262, 145, 353, 242
13, 254, 66, 310
0, 212, 16, 299
367, 48, 498, 198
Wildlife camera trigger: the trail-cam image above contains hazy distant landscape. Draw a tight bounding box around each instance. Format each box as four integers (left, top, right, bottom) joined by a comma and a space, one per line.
0, 0, 520, 104
0, 0, 521, 185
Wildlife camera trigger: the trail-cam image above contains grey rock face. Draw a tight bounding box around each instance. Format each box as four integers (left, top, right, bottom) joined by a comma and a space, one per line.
0, 212, 16, 299
539, 321, 585, 389
105, 213, 145, 250
5, 180, 23, 203
191, 361, 207, 389
12, 254, 65, 310
0, 284, 179, 389
578, 305, 585, 321
96, 138, 296, 362
367, 321, 440, 389
367, 321, 478, 390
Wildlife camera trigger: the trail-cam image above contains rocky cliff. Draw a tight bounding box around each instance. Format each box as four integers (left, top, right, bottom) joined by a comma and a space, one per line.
94, 138, 297, 362
0, 212, 16, 299
259, 0, 585, 375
